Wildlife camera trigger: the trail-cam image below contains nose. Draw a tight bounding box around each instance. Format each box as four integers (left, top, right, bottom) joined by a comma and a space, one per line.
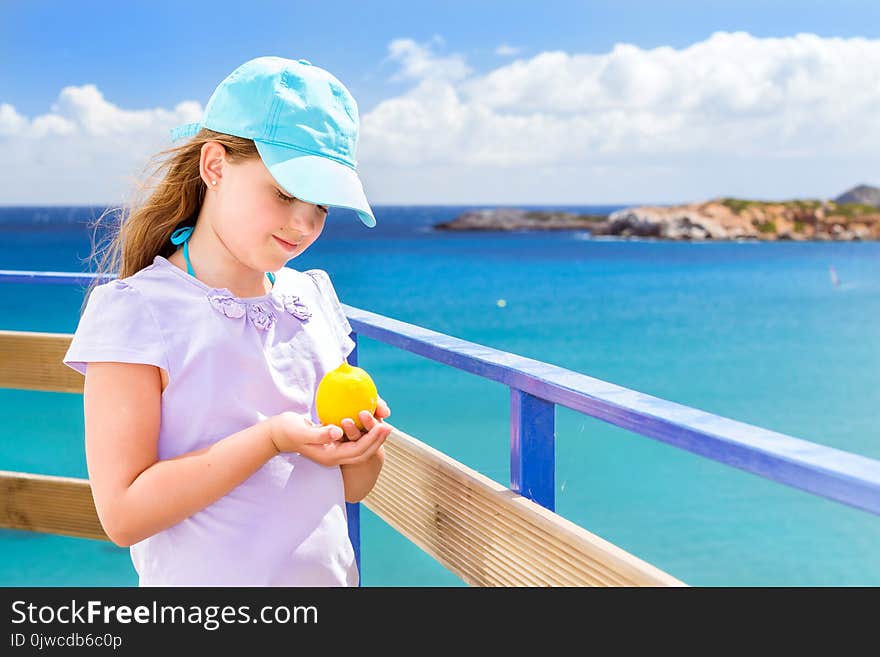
285, 200, 323, 237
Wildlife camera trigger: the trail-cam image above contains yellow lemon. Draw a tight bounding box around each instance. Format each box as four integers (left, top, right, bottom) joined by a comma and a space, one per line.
316, 361, 379, 431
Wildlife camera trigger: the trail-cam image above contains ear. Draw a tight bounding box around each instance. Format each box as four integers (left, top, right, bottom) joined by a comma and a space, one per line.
200, 141, 227, 187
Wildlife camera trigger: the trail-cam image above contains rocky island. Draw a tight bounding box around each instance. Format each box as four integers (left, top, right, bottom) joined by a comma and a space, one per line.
434, 185, 880, 241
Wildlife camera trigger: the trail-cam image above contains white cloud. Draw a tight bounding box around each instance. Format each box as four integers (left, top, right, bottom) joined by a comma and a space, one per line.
385, 37, 473, 82
358, 31, 880, 202
0, 103, 29, 136
2, 32, 878, 206
0, 85, 202, 204
495, 44, 521, 56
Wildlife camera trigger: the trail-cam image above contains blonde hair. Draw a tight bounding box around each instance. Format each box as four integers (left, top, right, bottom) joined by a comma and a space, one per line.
81, 128, 259, 313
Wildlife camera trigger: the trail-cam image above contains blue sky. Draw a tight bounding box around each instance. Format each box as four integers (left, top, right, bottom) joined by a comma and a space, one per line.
4, 0, 877, 116
2, 0, 879, 205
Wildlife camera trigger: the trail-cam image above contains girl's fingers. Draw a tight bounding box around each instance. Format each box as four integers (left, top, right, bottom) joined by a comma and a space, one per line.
360, 421, 390, 451
341, 417, 362, 441
360, 410, 378, 429
375, 398, 391, 420
341, 410, 378, 441
339, 422, 389, 463
303, 417, 391, 465
357, 427, 390, 462
342, 443, 380, 466
304, 424, 343, 445
339, 430, 388, 465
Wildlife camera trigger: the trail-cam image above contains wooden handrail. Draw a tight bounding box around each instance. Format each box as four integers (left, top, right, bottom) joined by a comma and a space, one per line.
0, 330, 84, 393
363, 427, 684, 586
0, 470, 107, 541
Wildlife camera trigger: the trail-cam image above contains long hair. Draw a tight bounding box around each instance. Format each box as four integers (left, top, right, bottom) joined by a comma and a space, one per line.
81, 128, 259, 313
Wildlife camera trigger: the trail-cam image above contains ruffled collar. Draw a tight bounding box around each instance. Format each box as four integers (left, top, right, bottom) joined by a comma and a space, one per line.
153, 255, 312, 330
206, 290, 312, 330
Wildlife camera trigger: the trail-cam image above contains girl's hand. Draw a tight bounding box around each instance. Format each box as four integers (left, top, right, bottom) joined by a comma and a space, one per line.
269, 411, 341, 453
340, 396, 391, 442
269, 407, 391, 467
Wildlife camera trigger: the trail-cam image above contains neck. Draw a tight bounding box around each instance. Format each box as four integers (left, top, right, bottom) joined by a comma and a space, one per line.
171, 224, 274, 298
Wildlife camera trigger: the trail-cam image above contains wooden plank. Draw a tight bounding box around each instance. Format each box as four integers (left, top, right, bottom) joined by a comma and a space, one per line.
0, 330, 82, 393
0, 470, 108, 541
363, 426, 686, 587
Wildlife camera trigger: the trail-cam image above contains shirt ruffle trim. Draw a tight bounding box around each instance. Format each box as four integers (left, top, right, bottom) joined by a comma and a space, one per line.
206, 289, 312, 330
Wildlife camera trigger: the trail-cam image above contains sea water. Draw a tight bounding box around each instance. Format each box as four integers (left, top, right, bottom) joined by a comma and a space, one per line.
1, 204, 878, 586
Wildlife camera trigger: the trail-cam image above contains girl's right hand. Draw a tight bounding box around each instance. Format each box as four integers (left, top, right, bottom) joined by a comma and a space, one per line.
268, 411, 390, 467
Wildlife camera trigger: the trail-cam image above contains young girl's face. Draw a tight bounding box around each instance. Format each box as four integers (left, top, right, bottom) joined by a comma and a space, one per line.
209, 152, 329, 271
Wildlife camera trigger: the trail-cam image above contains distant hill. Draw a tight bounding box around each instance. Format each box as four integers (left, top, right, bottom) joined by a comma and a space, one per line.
437, 194, 880, 240
435, 183, 880, 241
834, 184, 880, 207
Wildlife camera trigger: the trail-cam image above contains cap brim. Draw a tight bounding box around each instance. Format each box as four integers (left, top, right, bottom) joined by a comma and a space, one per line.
254, 140, 376, 228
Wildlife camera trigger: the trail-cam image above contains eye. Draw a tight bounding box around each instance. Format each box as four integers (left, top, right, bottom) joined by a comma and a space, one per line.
276, 190, 328, 214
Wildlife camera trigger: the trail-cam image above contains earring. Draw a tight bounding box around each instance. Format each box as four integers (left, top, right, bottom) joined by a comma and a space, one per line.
211, 180, 217, 185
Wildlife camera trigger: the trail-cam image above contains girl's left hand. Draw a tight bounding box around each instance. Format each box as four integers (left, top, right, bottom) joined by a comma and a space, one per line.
340, 396, 391, 441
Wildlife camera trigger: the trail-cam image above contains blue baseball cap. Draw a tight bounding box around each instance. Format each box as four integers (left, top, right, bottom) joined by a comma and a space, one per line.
170, 56, 376, 228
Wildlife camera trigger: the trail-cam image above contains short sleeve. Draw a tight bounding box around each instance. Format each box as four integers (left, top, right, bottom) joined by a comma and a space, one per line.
63, 279, 169, 376
304, 269, 356, 359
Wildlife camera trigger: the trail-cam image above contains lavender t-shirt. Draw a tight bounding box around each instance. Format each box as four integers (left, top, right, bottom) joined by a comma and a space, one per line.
63, 254, 358, 586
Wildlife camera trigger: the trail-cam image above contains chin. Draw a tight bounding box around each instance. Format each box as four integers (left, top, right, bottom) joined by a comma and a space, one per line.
280, 249, 305, 265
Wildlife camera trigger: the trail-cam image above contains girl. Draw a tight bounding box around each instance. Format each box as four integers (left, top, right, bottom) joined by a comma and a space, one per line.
62, 56, 391, 586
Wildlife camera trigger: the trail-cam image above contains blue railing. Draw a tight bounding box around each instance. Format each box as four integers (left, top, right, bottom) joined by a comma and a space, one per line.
4, 269, 880, 583
343, 304, 880, 518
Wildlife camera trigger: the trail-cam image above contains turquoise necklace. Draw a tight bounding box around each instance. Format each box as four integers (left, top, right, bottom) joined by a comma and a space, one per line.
169, 226, 276, 286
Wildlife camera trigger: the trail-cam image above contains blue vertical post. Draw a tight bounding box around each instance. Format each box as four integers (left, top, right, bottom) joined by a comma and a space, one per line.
344, 332, 362, 586
510, 388, 556, 511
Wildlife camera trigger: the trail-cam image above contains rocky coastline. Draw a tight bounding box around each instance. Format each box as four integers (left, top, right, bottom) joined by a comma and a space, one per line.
433, 185, 880, 241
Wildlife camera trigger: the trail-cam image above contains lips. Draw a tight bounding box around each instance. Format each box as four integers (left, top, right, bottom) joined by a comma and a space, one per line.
274, 235, 299, 251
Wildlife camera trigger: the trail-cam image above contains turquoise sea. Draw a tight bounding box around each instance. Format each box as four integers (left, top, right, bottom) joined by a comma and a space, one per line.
1, 204, 878, 587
